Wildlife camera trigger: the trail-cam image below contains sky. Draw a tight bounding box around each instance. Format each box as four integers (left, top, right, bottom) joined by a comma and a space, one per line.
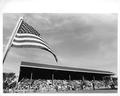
3, 13, 117, 76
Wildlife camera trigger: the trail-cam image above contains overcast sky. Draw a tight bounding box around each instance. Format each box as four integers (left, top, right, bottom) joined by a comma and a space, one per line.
3, 13, 117, 76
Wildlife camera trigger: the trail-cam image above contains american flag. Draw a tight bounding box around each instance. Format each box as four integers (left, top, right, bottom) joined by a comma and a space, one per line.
12, 20, 58, 62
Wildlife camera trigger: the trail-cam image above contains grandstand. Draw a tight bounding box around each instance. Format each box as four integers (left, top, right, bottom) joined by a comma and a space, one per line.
18, 61, 114, 81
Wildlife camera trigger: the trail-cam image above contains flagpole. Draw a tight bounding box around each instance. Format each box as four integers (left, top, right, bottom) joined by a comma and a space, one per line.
3, 17, 24, 64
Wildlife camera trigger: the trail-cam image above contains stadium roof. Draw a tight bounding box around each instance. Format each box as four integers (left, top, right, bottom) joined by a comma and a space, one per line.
21, 61, 114, 75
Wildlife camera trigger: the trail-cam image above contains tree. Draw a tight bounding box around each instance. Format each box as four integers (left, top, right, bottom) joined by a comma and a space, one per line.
3, 72, 17, 90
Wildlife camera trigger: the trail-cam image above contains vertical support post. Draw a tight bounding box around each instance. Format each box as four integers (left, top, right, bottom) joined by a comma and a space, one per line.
52, 73, 54, 85
102, 76, 104, 81
3, 17, 23, 64
92, 75, 95, 90
93, 75, 95, 81
82, 75, 85, 81
81, 75, 85, 90
29, 72, 33, 91
69, 74, 71, 81
30, 72, 33, 81
110, 76, 112, 81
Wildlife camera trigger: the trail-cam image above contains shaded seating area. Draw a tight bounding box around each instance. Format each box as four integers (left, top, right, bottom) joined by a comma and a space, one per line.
18, 61, 114, 81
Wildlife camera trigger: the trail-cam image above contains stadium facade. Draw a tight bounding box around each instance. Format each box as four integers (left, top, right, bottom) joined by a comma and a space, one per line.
18, 61, 114, 81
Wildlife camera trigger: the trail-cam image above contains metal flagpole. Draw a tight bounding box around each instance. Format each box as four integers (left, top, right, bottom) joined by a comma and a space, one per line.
3, 17, 24, 64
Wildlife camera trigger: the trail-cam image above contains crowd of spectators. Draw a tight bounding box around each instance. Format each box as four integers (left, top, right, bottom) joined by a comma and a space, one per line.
3, 72, 117, 93
3, 78, 117, 93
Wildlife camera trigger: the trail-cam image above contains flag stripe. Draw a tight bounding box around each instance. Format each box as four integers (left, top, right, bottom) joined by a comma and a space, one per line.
12, 42, 49, 50
14, 37, 43, 43
15, 33, 51, 50
16, 33, 48, 45
13, 37, 52, 51
12, 42, 58, 62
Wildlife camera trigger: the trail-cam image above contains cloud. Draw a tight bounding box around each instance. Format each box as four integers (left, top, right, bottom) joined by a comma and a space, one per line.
3, 13, 117, 75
